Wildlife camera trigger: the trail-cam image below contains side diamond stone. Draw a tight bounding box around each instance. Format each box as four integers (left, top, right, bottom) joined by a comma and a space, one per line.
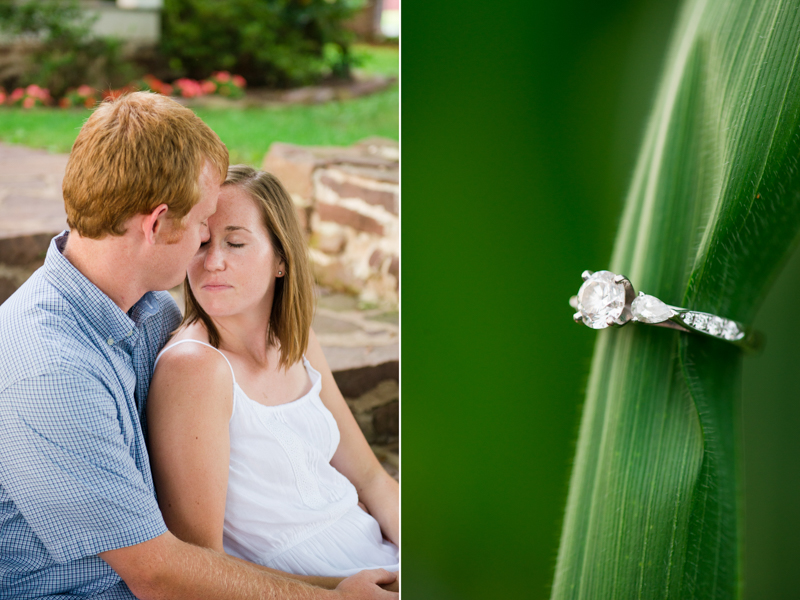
631, 294, 674, 323
682, 313, 695, 327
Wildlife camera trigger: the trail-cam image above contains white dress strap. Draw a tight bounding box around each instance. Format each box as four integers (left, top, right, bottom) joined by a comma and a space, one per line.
154, 339, 237, 386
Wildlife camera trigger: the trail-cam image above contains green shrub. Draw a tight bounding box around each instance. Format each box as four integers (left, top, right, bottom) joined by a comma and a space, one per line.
160, 0, 363, 88
0, 0, 136, 99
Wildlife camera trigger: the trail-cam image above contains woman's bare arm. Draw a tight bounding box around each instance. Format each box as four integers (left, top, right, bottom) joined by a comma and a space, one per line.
147, 342, 234, 552
146, 341, 349, 590
305, 330, 399, 547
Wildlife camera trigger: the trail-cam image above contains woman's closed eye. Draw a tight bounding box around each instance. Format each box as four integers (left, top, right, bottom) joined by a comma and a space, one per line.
227, 241, 245, 248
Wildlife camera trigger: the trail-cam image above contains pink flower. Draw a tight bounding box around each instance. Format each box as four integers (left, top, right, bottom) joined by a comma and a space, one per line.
174, 78, 202, 98
200, 80, 217, 94
232, 75, 246, 88
23, 85, 50, 101
213, 71, 231, 82
0, 92, 6, 104
77, 85, 94, 97
10, 88, 24, 102
143, 75, 171, 95
23, 96, 36, 109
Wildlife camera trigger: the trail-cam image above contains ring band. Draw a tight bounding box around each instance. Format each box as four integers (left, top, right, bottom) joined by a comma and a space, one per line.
570, 270, 762, 352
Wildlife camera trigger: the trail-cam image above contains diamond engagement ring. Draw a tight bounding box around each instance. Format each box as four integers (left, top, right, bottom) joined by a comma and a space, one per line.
569, 270, 762, 352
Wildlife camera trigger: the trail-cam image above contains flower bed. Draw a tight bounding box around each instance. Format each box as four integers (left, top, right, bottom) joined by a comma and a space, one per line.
0, 72, 247, 110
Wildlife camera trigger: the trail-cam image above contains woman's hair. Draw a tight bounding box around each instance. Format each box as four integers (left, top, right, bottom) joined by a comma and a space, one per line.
182, 165, 315, 369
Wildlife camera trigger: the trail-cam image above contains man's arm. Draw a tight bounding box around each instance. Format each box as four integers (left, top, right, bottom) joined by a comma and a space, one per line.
100, 531, 397, 600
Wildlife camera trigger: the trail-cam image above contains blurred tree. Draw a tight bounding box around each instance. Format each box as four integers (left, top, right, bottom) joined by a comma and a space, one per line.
160, 0, 363, 87
0, 0, 135, 98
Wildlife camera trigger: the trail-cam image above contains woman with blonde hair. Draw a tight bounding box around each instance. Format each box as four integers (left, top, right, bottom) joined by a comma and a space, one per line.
147, 165, 399, 587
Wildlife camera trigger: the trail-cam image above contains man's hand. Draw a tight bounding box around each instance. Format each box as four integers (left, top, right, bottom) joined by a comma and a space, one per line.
334, 569, 398, 598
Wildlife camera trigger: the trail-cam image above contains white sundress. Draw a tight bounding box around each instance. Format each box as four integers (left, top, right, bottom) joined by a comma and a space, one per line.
154, 339, 399, 576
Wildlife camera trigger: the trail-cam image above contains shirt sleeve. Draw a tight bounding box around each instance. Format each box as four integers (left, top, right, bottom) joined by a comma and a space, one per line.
0, 370, 167, 563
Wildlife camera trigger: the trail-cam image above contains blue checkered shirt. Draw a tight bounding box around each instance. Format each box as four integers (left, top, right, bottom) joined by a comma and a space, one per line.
0, 232, 182, 598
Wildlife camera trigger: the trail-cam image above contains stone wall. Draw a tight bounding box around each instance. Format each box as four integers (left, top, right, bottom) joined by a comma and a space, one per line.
0, 145, 69, 304
263, 137, 399, 308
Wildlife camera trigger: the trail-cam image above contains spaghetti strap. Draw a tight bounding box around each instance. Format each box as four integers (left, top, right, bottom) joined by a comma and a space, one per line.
154, 339, 237, 385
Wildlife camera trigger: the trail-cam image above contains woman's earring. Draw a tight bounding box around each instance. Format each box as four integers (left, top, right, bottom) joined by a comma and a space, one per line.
278, 271, 283, 276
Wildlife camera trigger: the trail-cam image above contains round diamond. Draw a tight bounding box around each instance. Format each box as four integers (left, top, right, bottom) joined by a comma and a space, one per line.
577, 271, 626, 329
683, 313, 695, 326
631, 294, 674, 323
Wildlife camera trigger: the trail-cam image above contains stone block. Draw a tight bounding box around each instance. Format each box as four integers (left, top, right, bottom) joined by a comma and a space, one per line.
0, 276, 18, 305
389, 255, 399, 287
311, 222, 347, 255
310, 252, 361, 295
316, 202, 384, 236
335, 163, 398, 185
333, 359, 399, 398
318, 172, 398, 215
344, 380, 398, 444
371, 443, 398, 481
262, 143, 319, 200
346, 380, 398, 413
369, 250, 383, 269
296, 206, 309, 233
0, 233, 53, 266
373, 400, 398, 440
353, 137, 400, 162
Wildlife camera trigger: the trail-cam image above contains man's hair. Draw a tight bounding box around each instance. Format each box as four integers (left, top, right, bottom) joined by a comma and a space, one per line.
182, 165, 315, 368
63, 91, 229, 239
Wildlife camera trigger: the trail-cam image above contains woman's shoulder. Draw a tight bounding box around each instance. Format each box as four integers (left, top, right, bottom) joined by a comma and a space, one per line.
147, 327, 235, 426
153, 324, 234, 391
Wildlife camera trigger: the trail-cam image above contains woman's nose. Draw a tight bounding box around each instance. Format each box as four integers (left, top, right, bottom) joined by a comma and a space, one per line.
204, 245, 225, 271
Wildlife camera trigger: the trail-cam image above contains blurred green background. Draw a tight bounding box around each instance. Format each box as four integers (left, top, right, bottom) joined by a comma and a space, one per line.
402, 0, 800, 598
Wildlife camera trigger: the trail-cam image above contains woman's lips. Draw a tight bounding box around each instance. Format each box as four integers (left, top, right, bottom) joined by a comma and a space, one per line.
202, 283, 232, 292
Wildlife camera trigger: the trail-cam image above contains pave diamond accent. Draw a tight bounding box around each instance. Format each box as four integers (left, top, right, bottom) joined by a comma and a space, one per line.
577, 271, 625, 330
693, 313, 710, 331
681, 312, 744, 341
631, 294, 674, 323
723, 321, 742, 340
708, 316, 724, 336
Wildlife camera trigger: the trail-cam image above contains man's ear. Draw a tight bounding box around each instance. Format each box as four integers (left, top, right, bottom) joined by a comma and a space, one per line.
142, 204, 169, 245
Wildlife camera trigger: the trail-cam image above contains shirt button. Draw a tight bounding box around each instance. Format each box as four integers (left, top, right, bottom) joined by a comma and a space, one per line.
107, 337, 114, 346
126, 330, 133, 337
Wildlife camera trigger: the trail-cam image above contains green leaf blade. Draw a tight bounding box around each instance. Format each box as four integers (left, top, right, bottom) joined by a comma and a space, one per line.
553, 1, 800, 598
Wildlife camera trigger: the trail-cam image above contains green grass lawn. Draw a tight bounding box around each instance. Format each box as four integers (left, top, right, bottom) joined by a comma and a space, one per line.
353, 43, 400, 78
0, 44, 398, 166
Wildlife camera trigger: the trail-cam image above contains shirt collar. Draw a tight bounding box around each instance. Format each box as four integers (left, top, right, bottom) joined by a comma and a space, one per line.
43, 231, 157, 347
